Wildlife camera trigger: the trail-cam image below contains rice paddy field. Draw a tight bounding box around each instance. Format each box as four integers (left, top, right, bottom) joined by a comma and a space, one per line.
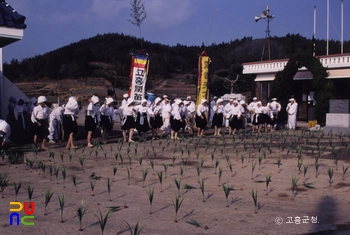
1, 126, 350, 235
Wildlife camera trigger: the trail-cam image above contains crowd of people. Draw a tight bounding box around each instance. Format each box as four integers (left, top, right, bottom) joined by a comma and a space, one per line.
0, 92, 298, 151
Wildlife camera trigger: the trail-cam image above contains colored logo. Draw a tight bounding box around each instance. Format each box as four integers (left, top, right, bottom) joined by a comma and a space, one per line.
9, 202, 35, 226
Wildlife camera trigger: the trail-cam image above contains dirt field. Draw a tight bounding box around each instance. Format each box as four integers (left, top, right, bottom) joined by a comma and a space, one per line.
1, 124, 350, 235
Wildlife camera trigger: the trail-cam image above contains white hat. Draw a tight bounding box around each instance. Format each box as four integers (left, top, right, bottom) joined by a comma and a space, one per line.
175, 99, 183, 105
183, 100, 190, 106
37, 96, 47, 103
229, 98, 234, 102
187, 96, 191, 99
257, 101, 262, 105
127, 98, 134, 106
233, 100, 238, 104
154, 97, 162, 104
272, 98, 277, 101
163, 95, 168, 98
217, 98, 223, 104
106, 97, 114, 105
213, 96, 217, 99
91, 95, 99, 104
201, 98, 207, 104
123, 93, 129, 98
253, 97, 258, 100
289, 98, 295, 102
240, 100, 246, 105
141, 98, 147, 104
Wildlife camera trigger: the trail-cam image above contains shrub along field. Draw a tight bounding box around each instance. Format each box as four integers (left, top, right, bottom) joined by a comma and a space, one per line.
1, 128, 350, 235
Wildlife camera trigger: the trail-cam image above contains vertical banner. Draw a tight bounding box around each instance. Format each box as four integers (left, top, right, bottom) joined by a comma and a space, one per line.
196, 51, 211, 108
129, 53, 150, 105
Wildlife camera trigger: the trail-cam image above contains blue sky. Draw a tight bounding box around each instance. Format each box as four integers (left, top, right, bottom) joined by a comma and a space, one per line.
3, 0, 350, 63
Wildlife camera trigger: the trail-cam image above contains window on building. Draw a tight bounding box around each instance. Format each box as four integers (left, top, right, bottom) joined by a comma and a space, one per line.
261, 82, 269, 101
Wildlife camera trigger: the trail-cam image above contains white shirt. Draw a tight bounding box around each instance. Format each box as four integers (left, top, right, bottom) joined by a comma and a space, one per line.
224, 102, 233, 118
50, 106, 64, 124
197, 104, 208, 116
31, 105, 50, 123
269, 101, 281, 114
248, 101, 258, 112
213, 104, 224, 114
228, 105, 242, 118
287, 102, 298, 115
86, 103, 101, 122
100, 105, 116, 120
171, 105, 182, 120
187, 101, 196, 113
180, 105, 188, 119
151, 103, 162, 116
162, 103, 172, 118
121, 105, 136, 116
135, 104, 153, 115
253, 106, 264, 114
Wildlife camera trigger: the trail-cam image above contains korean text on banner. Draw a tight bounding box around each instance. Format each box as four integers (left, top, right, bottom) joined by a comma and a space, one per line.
129, 54, 150, 105
196, 52, 211, 108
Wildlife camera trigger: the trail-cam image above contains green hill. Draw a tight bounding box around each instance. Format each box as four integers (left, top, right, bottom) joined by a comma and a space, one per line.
4, 33, 350, 96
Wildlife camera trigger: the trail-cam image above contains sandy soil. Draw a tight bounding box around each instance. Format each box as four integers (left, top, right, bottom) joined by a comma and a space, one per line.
1, 125, 350, 235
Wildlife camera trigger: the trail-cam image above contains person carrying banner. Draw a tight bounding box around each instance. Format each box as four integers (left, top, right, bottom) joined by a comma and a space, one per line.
195, 98, 209, 137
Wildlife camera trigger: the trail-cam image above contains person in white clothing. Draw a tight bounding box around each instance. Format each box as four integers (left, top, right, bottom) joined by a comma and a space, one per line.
195, 98, 209, 137
170, 99, 184, 140
100, 97, 116, 144
184, 99, 196, 134
13, 98, 26, 144
85, 95, 100, 147
239, 100, 247, 129
268, 98, 281, 131
150, 97, 163, 140
212, 98, 224, 136
63, 95, 81, 149
121, 93, 129, 107
248, 97, 259, 132
134, 99, 153, 139
228, 100, 242, 135
48, 105, 65, 143
209, 96, 217, 124
224, 99, 234, 133
0, 119, 11, 149
161, 98, 172, 136
31, 96, 51, 150
120, 98, 136, 142
286, 98, 298, 130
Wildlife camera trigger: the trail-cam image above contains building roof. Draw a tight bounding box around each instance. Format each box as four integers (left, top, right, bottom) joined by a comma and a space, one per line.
0, 0, 26, 29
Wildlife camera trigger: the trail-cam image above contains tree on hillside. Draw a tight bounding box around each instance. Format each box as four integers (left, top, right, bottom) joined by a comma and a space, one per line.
128, 0, 147, 49
213, 63, 243, 94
